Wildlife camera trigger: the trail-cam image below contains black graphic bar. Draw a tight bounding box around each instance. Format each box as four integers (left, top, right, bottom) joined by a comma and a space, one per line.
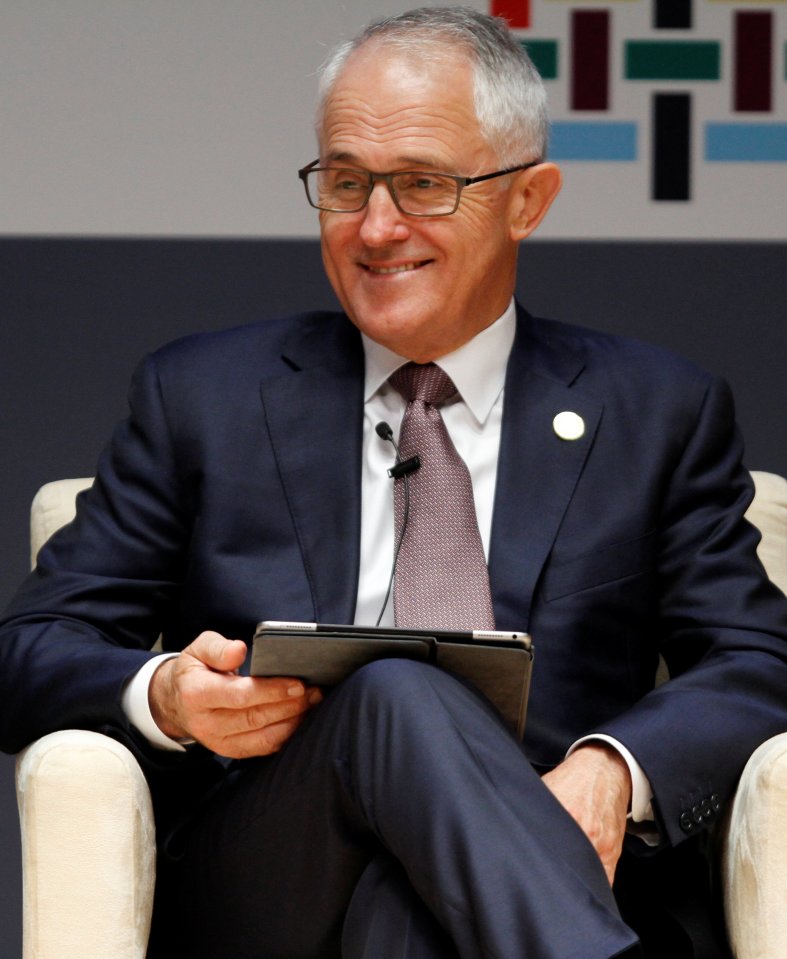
654, 0, 692, 30
653, 94, 691, 202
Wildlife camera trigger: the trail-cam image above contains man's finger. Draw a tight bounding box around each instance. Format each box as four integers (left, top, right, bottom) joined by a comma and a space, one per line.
186, 686, 323, 755
214, 713, 310, 760
184, 630, 248, 673
211, 686, 322, 736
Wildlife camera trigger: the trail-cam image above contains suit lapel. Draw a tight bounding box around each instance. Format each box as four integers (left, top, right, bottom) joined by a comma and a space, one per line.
259, 315, 364, 623
257, 308, 601, 629
489, 308, 602, 630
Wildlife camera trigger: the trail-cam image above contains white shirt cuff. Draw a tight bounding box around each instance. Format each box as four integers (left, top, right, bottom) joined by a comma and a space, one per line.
121, 653, 189, 752
568, 733, 655, 824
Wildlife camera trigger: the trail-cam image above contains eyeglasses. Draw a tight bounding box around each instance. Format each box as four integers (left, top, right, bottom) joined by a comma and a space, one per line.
297, 159, 540, 217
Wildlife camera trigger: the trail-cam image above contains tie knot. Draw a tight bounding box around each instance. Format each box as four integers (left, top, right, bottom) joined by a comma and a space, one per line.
390, 362, 457, 406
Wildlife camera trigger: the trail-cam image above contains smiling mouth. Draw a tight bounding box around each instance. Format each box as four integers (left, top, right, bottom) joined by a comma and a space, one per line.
364, 260, 432, 275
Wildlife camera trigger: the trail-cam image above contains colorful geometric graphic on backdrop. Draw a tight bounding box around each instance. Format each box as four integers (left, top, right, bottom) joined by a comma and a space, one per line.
490, 0, 787, 220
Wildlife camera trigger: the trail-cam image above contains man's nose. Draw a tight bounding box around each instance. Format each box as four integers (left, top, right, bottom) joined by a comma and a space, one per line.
358, 181, 409, 244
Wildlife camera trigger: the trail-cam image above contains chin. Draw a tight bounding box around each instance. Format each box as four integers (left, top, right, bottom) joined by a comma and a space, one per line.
356, 312, 434, 351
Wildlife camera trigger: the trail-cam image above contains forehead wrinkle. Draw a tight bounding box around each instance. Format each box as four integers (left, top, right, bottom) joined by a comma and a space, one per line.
325, 95, 465, 140
320, 50, 494, 176
322, 99, 480, 170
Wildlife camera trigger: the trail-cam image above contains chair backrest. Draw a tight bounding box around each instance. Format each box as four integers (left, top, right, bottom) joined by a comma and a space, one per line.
29, 478, 93, 569
745, 471, 787, 596
29, 471, 786, 594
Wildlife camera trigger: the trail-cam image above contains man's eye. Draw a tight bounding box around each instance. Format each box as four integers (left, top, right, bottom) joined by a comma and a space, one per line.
335, 177, 365, 191
400, 175, 442, 190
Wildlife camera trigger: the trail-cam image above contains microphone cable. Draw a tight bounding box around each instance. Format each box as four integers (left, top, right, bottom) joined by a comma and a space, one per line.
374, 421, 420, 627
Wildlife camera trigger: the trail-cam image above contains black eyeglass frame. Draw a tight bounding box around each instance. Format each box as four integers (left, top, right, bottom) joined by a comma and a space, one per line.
297, 159, 541, 216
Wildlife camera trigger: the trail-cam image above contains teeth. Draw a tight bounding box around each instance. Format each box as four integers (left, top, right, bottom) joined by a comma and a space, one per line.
368, 262, 422, 275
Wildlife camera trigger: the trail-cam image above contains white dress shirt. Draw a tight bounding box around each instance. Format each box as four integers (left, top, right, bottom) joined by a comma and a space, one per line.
354, 301, 513, 626
123, 301, 655, 828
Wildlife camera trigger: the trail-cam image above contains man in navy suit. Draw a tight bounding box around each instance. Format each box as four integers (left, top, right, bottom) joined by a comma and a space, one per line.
2, 8, 787, 958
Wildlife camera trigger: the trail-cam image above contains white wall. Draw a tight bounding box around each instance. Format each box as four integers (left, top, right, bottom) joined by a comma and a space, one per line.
1, 0, 472, 237
3, 0, 785, 240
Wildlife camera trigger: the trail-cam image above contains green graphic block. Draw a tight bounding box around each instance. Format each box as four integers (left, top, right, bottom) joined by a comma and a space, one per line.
521, 40, 558, 80
625, 41, 720, 81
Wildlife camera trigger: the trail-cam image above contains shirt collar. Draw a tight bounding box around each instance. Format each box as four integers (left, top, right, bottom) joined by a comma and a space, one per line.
361, 300, 516, 426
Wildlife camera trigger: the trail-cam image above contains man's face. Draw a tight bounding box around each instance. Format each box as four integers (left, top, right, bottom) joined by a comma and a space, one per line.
318, 47, 525, 362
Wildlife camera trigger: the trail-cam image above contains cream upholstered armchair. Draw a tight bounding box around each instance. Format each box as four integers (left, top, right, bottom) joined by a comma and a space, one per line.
14, 471, 787, 959
16, 479, 155, 959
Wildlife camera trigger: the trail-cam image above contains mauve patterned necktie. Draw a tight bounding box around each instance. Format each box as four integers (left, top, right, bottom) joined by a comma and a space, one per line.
389, 362, 496, 630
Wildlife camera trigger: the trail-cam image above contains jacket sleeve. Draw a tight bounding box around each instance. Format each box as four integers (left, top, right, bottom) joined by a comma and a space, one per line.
0, 352, 193, 755
597, 374, 787, 847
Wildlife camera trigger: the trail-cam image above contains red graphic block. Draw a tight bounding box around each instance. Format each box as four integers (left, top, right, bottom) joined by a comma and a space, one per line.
572, 11, 610, 111
491, 0, 530, 29
735, 12, 772, 112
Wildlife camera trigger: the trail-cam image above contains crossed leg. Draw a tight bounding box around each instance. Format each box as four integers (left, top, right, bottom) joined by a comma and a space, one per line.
171, 660, 640, 959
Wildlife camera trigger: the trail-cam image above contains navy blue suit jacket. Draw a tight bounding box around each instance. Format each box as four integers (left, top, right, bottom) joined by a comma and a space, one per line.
2, 304, 787, 850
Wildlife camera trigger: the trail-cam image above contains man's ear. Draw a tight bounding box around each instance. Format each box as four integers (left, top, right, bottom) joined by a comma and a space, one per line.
508, 163, 562, 241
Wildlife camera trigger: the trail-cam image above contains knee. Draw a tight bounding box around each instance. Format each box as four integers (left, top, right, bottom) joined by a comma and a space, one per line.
324, 660, 499, 747
335, 658, 483, 727
341, 657, 439, 706
327, 660, 455, 762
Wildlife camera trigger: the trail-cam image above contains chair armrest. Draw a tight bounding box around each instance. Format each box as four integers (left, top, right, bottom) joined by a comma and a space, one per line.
723, 732, 787, 959
15, 730, 156, 959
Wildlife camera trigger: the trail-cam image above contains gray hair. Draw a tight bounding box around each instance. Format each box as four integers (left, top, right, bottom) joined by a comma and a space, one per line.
316, 6, 549, 165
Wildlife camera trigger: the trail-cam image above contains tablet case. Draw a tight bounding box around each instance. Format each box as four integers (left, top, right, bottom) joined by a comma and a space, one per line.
251, 624, 533, 738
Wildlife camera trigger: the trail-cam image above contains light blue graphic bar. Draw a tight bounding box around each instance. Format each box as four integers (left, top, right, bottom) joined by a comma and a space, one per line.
549, 122, 638, 161
705, 124, 787, 162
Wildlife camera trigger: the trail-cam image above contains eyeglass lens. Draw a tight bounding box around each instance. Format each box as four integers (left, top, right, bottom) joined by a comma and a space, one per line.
307, 169, 460, 215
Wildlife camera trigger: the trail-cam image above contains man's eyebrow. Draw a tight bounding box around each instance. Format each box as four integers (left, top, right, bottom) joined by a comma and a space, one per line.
322, 151, 449, 170
323, 152, 364, 167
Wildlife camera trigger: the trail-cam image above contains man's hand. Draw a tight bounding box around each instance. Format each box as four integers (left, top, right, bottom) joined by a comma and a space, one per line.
148, 630, 322, 759
541, 743, 632, 885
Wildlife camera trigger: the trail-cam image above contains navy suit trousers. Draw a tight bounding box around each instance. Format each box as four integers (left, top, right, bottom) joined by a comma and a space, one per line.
169, 660, 640, 959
